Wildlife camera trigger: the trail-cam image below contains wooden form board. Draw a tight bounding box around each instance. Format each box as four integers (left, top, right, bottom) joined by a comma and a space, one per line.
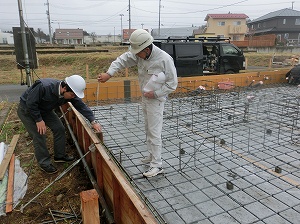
0, 135, 19, 180
65, 103, 157, 224
83, 69, 289, 102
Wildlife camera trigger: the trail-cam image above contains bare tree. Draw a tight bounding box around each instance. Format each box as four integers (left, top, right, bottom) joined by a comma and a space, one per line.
90, 32, 97, 44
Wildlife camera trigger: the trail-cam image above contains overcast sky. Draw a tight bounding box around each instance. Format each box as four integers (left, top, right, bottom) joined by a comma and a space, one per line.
0, 0, 298, 35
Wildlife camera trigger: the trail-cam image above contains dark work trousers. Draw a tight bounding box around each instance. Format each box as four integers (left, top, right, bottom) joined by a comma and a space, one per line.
17, 104, 66, 167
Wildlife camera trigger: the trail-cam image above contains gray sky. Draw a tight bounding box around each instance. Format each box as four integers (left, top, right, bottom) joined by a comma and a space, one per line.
0, 0, 298, 35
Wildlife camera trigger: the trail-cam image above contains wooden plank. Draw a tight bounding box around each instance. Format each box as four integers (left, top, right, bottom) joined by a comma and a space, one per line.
0, 135, 19, 180
80, 189, 100, 224
112, 177, 121, 224
6, 153, 15, 213
68, 104, 158, 223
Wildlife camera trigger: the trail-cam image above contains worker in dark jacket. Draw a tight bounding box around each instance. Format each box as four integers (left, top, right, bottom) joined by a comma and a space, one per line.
17, 75, 101, 174
286, 63, 300, 85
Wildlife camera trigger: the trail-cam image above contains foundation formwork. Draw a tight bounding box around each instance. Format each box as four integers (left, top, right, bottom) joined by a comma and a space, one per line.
90, 83, 300, 224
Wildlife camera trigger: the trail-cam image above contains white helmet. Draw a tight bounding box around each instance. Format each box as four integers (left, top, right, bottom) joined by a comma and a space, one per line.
65, 75, 86, 98
129, 29, 154, 54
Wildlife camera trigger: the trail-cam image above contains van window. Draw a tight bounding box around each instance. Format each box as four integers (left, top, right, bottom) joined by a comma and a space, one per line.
222, 45, 239, 55
175, 44, 202, 59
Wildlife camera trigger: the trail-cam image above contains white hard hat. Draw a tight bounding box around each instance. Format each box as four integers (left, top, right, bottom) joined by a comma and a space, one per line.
129, 29, 154, 54
65, 75, 86, 98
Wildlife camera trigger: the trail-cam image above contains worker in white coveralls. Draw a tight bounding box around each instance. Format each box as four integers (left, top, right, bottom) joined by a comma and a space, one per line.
98, 29, 178, 178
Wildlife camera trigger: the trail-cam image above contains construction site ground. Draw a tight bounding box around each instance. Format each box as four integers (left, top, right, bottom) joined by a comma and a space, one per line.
91, 83, 300, 224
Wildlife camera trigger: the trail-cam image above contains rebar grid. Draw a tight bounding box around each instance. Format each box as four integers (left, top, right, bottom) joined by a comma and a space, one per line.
91, 83, 300, 224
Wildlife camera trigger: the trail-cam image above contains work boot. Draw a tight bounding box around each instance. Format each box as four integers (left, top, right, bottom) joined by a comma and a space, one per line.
40, 164, 58, 174
143, 167, 164, 178
54, 154, 74, 163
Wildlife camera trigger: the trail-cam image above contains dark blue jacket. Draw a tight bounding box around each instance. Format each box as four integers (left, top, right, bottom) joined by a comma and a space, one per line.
19, 78, 95, 122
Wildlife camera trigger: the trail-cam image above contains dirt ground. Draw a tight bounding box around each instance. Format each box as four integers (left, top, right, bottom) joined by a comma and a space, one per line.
1, 102, 93, 224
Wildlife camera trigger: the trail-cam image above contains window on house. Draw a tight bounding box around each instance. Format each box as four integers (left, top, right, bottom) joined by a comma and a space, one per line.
277, 34, 282, 42
2, 38, 8, 44
295, 19, 300, 25
233, 21, 241, 26
257, 23, 260, 28
283, 19, 286, 24
284, 33, 289, 39
218, 21, 225, 26
251, 24, 254, 29
232, 35, 239, 41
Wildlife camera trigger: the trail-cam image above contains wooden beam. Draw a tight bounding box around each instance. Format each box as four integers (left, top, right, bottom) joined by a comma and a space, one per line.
80, 189, 100, 224
0, 135, 19, 180
6, 153, 15, 213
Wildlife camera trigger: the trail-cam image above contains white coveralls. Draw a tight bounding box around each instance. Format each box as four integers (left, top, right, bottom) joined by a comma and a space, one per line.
107, 44, 178, 168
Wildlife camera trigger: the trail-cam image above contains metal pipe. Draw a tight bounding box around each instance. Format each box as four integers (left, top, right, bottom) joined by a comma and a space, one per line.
20, 149, 92, 213
60, 106, 115, 224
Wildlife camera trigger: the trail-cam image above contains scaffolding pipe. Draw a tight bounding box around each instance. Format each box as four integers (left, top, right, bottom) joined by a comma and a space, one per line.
60, 106, 115, 224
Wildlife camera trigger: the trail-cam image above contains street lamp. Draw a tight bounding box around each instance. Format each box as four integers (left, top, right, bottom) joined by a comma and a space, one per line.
119, 14, 124, 43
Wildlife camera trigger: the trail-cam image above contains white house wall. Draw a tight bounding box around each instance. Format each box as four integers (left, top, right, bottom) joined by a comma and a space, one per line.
0, 30, 14, 44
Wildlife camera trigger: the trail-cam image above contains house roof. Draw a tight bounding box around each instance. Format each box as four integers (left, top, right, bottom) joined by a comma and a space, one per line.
204, 13, 248, 21
249, 8, 300, 23
151, 27, 196, 39
55, 28, 83, 39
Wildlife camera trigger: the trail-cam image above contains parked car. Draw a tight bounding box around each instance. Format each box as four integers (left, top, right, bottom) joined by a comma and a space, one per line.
154, 37, 245, 77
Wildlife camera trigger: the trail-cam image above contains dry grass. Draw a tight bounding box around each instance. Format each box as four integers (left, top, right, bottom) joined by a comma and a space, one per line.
0, 46, 297, 84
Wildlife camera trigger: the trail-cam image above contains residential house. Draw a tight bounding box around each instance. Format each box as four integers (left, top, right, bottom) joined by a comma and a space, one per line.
54, 28, 84, 45
203, 13, 249, 41
247, 8, 300, 46
83, 34, 122, 44
0, 29, 14, 44
121, 29, 152, 42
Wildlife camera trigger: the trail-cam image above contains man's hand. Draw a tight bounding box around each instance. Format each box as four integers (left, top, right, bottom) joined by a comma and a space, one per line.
98, 73, 111, 83
143, 91, 155, 99
92, 123, 102, 133
36, 120, 47, 135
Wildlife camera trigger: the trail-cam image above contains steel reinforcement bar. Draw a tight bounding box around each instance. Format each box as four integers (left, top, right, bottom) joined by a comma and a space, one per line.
61, 69, 289, 223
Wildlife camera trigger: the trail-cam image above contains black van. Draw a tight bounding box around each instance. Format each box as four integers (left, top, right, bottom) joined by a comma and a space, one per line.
154, 37, 245, 77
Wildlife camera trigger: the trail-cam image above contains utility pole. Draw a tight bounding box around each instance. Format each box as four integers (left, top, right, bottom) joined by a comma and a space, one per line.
45, 0, 52, 44
158, 0, 161, 36
17, 0, 32, 86
292, 1, 295, 9
128, 0, 131, 36
119, 14, 124, 42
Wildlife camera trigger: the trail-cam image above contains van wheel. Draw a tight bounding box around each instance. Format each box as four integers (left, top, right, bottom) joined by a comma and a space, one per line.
225, 70, 235, 74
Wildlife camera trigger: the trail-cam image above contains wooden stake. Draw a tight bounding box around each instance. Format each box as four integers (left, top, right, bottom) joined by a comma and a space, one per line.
80, 189, 100, 224
6, 153, 15, 213
0, 135, 19, 180
86, 64, 89, 81
269, 58, 272, 69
